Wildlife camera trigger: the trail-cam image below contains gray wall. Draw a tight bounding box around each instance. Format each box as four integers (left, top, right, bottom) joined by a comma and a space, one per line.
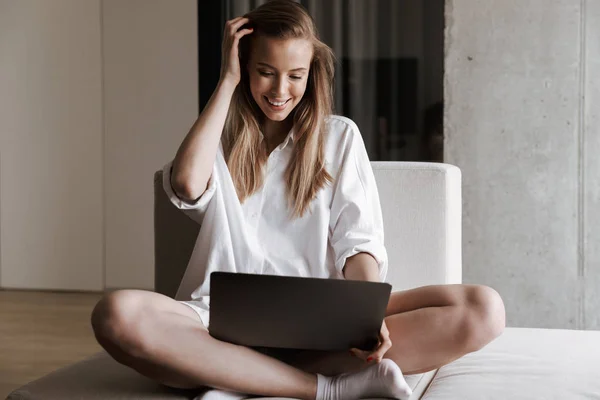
445, 0, 600, 329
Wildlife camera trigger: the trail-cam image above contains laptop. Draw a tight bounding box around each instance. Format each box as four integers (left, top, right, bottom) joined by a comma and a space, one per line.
208, 272, 392, 351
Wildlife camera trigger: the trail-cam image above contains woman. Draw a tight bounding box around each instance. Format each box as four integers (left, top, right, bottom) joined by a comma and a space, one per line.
91, 1, 505, 399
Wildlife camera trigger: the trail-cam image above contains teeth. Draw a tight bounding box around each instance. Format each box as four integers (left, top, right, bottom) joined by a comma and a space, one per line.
267, 98, 287, 106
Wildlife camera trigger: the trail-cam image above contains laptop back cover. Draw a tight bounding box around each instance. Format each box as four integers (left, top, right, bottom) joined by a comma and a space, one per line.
209, 272, 391, 351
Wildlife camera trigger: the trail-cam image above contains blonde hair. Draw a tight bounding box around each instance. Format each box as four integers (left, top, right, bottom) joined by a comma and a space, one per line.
222, 0, 335, 219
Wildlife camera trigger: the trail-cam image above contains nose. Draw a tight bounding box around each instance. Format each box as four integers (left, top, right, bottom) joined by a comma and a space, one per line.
271, 76, 288, 97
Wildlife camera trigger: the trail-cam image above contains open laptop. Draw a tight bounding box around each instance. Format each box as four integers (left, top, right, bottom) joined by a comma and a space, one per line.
209, 272, 392, 351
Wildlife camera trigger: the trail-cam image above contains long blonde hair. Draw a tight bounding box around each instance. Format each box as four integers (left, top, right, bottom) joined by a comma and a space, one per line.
222, 0, 335, 219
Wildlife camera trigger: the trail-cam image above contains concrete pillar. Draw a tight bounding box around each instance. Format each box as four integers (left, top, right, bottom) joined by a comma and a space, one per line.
583, 0, 600, 329
445, 0, 598, 328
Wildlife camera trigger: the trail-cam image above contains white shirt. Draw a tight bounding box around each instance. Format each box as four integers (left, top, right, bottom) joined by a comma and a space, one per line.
162, 115, 387, 326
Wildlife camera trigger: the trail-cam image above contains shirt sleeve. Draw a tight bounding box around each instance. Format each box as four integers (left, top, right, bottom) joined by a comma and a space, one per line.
329, 123, 388, 282
162, 158, 218, 226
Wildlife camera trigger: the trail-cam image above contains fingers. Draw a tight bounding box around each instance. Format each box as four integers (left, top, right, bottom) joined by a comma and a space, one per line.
350, 321, 393, 364
349, 339, 391, 363
219, 17, 253, 85
349, 347, 370, 361
223, 17, 253, 47
368, 335, 392, 363
225, 16, 244, 29
225, 17, 250, 35
368, 321, 393, 363
234, 28, 254, 41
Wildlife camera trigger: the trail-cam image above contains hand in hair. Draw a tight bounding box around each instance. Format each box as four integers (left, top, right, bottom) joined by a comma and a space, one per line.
220, 17, 254, 86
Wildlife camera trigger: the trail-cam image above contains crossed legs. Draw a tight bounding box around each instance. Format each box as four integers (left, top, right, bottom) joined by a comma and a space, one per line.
91, 290, 317, 398
286, 284, 505, 376
91, 284, 505, 398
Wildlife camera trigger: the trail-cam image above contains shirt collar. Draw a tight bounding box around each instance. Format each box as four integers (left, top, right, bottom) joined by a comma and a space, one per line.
260, 126, 296, 149
281, 127, 296, 147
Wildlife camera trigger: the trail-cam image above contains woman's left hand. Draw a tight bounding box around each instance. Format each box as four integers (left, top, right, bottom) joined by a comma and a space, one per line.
350, 319, 392, 363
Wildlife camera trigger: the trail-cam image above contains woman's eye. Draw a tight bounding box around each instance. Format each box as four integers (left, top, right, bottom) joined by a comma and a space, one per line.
290, 76, 302, 80
259, 71, 273, 77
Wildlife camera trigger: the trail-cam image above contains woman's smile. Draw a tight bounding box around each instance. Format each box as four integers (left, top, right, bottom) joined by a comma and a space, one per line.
264, 96, 291, 111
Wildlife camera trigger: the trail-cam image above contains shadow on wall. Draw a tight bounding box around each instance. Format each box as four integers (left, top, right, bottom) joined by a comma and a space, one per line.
421, 101, 443, 162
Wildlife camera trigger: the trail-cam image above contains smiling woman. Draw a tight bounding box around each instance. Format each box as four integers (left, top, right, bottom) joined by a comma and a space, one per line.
89, 2, 502, 400
92, 1, 413, 397
249, 38, 311, 123
222, 2, 336, 219
245, 37, 312, 149
219, 0, 445, 162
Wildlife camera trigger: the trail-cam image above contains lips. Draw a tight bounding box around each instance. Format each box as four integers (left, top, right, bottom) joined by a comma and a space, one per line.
264, 96, 290, 111
267, 98, 289, 106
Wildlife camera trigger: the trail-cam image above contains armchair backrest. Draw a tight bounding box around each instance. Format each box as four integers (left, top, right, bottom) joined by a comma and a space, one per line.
153, 162, 461, 298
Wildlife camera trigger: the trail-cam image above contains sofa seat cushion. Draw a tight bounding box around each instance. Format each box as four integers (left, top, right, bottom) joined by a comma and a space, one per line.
6, 351, 433, 400
421, 327, 600, 399
6, 352, 197, 400
10, 327, 600, 399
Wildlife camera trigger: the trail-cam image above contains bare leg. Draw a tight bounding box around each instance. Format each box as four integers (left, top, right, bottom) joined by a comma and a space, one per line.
291, 284, 505, 376
91, 290, 317, 399
384, 284, 505, 374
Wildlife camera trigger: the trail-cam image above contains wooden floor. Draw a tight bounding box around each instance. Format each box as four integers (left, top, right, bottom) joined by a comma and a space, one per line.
0, 290, 104, 398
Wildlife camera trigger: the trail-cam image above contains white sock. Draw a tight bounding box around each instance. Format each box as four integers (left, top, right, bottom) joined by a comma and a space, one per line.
315, 359, 412, 400
194, 389, 247, 400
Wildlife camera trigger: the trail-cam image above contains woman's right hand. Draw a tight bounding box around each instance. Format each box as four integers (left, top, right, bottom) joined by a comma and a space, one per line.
220, 17, 254, 87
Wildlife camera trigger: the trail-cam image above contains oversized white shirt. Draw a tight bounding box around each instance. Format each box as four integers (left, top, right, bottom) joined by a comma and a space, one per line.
162, 115, 387, 327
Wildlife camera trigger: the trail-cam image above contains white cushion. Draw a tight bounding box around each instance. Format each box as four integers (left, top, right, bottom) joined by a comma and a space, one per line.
372, 162, 462, 290
421, 327, 600, 399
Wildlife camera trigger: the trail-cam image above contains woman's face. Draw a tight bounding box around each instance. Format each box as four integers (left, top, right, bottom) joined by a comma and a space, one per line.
247, 35, 313, 122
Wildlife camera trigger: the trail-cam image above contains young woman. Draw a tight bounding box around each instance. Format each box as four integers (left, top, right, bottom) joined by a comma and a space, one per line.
91, 1, 505, 399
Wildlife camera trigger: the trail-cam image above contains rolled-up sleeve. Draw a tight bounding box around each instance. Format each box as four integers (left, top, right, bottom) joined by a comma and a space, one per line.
329, 125, 388, 282
162, 160, 217, 225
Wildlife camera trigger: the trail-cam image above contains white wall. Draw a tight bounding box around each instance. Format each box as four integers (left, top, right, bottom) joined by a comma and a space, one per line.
0, 0, 104, 290
0, 0, 197, 291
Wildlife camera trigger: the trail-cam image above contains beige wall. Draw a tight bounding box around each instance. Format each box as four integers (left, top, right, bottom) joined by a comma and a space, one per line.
0, 0, 104, 290
102, 0, 198, 289
0, 0, 198, 291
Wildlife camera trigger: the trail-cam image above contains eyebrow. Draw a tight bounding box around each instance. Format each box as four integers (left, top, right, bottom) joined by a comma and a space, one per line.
257, 62, 307, 72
